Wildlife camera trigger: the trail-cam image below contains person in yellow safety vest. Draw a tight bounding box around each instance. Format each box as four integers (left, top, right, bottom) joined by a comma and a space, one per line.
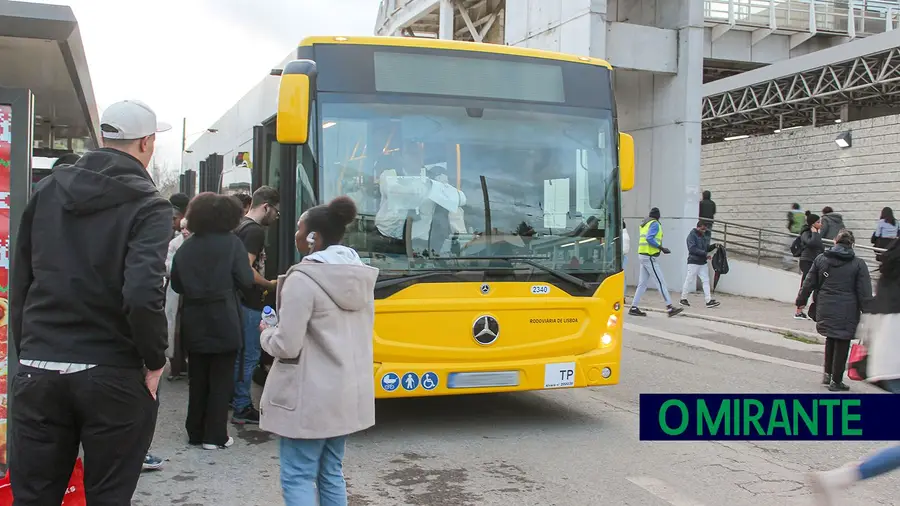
629, 208, 683, 317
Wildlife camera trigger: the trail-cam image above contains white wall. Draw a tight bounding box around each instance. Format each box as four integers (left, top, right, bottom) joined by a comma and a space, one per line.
624, 258, 800, 304
712, 259, 800, 304
701, 115, 900, 237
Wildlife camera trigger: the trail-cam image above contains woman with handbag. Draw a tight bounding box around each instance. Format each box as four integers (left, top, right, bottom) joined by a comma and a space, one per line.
807, 237, 900, 504
796, 229, 873, 391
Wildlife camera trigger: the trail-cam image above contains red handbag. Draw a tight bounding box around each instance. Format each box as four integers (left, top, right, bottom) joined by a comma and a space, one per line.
848, 342, 868, 381
0, 458, 85, 505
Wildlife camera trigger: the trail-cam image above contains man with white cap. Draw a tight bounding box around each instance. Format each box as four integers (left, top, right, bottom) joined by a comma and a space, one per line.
9, 100, 173, 504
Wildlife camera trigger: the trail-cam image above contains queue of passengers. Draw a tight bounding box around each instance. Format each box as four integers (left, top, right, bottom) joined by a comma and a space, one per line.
166, 187, 377, 505
8, 99, 378, 506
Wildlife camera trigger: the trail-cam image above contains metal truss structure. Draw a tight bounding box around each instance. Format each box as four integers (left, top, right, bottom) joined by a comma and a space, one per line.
702, 44, 900, 143
376, 0, 505, 42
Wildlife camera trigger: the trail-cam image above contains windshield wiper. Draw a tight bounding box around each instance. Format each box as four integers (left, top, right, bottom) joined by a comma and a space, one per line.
452, 256, 593, 290
374, 270, 455, 290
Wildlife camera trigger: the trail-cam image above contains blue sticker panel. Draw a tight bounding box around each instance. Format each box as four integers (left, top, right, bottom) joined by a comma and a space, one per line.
421, 372, 439, 390
401, 372, 420, 391
381, 372, 400, 392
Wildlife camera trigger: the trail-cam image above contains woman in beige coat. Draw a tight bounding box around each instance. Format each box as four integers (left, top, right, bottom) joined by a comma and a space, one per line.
258, 196, 378, 506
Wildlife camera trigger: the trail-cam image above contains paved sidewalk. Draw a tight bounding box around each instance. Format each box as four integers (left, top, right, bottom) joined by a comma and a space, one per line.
625, 287, 823, 342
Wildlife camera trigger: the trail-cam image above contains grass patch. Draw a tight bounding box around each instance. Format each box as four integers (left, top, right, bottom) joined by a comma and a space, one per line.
782, 331, 820, 345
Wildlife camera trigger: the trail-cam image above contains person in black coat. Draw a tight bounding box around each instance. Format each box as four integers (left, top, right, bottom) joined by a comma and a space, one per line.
796, 229, 873, 392
171, 193, 255, 449
794, 213, 825, 321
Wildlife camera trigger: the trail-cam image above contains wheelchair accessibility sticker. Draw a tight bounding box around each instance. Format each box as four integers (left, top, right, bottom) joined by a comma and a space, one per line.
421, 372, 439, 390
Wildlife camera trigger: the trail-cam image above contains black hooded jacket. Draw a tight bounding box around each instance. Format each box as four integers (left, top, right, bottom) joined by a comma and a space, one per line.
796, 244, 873, 340
10, 148, 173, 370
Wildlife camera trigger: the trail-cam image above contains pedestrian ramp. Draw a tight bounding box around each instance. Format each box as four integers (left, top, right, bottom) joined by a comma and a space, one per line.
714, 256, 800, 304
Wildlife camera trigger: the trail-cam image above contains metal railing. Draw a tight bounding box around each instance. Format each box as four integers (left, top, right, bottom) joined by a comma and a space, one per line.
624, 216, 885, 278
704, 0, 900, 37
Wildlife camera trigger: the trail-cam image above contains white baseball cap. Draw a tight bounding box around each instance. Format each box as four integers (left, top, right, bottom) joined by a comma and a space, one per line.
100, 100, 172, 140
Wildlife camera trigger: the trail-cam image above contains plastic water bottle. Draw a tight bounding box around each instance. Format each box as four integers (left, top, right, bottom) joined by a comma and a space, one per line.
262, 306, 279, 327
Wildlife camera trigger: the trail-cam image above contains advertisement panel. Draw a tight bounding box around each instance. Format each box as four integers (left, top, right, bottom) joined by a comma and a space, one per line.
0, 105, 11, 466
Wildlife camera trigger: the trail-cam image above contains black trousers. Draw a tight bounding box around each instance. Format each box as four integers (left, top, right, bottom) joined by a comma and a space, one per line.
799, 260, 814, 286
9, 364, 157, 506
186, 351, 236, 446
824, 338, 852, 381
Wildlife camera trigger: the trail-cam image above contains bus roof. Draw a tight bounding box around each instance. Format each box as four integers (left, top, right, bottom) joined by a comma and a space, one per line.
298, 36, 613, 70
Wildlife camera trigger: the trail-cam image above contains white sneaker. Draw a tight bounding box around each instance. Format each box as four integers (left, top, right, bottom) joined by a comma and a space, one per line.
807, 465, 859, 505
807, 472, 836, 506
202, 437, 234, 450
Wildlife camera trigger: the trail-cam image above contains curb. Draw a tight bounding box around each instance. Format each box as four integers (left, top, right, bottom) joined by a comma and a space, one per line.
639, 307, 825, 345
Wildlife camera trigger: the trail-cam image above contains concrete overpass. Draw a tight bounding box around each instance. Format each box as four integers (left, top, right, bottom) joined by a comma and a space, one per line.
373, 0, 900, 285
703, 27, 900, 141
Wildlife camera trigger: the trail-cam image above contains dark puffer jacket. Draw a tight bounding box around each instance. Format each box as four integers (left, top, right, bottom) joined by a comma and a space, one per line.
796, 244, 873, 340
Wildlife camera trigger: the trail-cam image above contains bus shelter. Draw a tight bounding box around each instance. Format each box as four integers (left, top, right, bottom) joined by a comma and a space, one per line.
0, 0, 99, 470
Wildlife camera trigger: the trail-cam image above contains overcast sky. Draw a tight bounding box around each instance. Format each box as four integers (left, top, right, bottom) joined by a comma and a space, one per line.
33, 0, 379, 171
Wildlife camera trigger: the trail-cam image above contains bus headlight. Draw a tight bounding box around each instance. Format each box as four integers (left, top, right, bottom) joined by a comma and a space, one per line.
601, 367, 612, 378
601, 333, 613, 346
607, 315, 618, 328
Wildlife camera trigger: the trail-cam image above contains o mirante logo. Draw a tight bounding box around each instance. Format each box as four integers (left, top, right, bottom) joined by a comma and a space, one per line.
638, 394, 897, 441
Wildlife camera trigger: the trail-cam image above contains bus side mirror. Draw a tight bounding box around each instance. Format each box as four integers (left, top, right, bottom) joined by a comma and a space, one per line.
276, 60, 317, 144
619, 132, 635, 192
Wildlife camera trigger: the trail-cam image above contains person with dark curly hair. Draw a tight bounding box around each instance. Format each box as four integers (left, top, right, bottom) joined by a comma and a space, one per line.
169, 192, 190, 235
258, 196, 378, 505
234, 192, 252, 216
171, 193, 255, 450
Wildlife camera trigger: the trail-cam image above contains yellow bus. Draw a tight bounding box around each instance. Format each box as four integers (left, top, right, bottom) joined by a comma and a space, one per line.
274, 36, 634, 398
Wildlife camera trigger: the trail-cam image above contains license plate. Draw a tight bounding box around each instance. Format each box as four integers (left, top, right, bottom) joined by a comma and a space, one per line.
447, 371, 520, 389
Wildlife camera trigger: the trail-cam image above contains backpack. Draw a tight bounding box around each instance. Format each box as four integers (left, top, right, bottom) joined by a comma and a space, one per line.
712, 245, 729, 275
790, 234, 804, 257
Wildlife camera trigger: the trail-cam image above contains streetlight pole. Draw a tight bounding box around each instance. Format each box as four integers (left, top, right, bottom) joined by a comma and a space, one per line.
180, 117, 186, 173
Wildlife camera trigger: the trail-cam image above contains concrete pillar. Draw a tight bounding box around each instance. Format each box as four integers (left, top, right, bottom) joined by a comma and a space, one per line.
617, 1, 705, 291
506, 0, 703, 292
439, 0, 455, 39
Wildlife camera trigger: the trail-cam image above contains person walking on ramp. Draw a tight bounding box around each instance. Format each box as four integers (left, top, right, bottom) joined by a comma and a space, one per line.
629, 208, 683, 317
679, 220, 721, 309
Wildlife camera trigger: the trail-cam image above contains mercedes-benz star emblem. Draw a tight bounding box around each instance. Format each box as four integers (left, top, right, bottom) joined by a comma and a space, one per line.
473, 315, 500, 345
480, 283, 490, 295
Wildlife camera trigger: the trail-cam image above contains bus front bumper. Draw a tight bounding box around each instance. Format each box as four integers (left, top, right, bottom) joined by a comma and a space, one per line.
373, 348, 619, 398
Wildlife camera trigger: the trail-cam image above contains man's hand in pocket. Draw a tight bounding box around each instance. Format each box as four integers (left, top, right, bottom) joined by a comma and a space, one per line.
145, 368, 164, 400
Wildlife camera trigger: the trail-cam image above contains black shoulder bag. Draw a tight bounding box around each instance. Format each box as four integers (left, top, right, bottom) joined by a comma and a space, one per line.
807, 264, 830, 322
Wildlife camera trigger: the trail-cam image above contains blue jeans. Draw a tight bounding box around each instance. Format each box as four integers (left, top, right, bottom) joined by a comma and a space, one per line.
280, 436, 347, 506
859, 379, 900, 480
232, 305, 262, 412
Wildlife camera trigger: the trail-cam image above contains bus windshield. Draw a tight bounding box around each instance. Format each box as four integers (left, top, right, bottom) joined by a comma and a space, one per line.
318, 96, 621, 276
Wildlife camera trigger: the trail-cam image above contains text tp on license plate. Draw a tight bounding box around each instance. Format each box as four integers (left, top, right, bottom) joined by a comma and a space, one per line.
544, 362, 576, 388
447, 371, 520, 389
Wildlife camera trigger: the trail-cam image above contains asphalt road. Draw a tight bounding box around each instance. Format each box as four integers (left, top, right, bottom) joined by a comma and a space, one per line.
133, 313, 899, 506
